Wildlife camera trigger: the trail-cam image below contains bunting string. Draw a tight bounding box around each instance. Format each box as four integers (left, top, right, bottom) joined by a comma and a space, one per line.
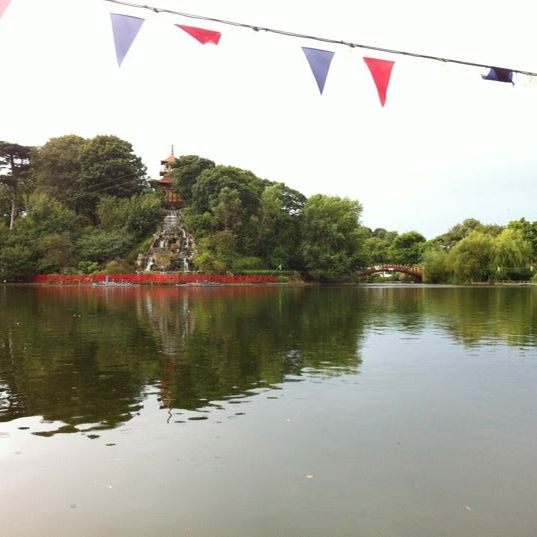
104, 0, 537, 77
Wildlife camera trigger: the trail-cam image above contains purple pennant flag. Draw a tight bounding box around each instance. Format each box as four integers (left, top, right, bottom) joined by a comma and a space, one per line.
482, 67, 514, 85
302, 47, 335, 94
110, 13, 145, 67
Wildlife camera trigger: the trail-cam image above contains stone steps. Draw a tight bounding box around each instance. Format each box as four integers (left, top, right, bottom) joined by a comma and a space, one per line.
163, 211, 179, 232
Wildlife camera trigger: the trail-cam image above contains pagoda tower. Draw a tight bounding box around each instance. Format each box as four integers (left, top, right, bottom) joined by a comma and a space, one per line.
151, 146, 182, 208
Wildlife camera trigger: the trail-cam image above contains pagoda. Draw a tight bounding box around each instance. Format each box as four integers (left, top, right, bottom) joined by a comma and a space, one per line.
151, 147, 182, 208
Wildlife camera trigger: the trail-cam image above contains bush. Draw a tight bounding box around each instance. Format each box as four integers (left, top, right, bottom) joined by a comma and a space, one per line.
78, 261, 100, 274
0, 244, 36, 281
104, 259, 132, 274
77, 229, 135, 264
37, 233, 77, 274
232, 256, 264, 271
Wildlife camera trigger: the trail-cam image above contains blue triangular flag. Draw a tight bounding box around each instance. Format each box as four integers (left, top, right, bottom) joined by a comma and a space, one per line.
482, 67, 514, 85
302, 47, 335, 94
110, 13, 145, 67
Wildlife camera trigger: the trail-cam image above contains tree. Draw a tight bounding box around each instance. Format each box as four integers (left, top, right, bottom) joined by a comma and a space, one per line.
0, 220, 8, 245
78, 135, 148, 220
492, 228, 532, 279
0, 184, 12, 226
508, 218, 537, 261
14, 192, 82, 242
372, 227, 396, 240
0, 141, 34, 229
421, 246, 450, 283
188, 165, 266, 256
0, 244, 36, 281
31, 134, 87, 210
434, 218, 502, 250
31, 134, 148, 221
300, 195, 364, 280
254, 182, 306, 267
447, 230, 495, 282
77, 229, 135, 265
363, 234, 396, 265
96, 196, 131, 231
0, 192, 82, 279
193, 230, 237, 273
96, 192, 165, 240
387, 231, 426, 265
37, 233, 76, 274
434, 218, 484, 250
212, 187, 244, 234
190, 165, 264, 216
361, 228, 399, 266
170, 155, 215, 204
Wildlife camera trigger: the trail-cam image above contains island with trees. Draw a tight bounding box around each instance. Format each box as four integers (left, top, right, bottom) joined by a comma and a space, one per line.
1, 135, 536, 284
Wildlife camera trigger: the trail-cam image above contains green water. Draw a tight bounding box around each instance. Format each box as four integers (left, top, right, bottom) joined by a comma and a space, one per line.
1, 284, 536, 536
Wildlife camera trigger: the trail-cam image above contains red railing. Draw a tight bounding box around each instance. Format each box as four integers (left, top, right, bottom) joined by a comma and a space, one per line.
32, 273, 281, 285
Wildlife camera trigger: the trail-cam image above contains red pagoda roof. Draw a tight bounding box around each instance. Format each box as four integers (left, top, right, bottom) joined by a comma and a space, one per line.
160, 154, 176, 165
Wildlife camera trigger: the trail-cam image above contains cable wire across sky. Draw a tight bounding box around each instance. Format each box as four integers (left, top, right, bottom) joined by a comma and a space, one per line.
104, 0, 537, 77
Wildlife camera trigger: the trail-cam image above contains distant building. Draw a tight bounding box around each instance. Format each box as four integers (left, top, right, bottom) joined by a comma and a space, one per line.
150, 148, 182, 209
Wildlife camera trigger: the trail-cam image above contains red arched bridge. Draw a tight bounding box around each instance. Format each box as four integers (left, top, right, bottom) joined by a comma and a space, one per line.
356, 264, 423, 282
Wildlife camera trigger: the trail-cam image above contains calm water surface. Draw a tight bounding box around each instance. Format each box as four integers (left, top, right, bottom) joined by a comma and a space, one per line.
1, 284, 536, 537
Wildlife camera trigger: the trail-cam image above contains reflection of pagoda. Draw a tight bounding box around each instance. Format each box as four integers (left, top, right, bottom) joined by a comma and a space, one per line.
151, 147, 182, 208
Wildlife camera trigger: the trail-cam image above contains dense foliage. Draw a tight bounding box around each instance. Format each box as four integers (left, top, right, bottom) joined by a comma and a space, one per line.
171, 157, 366, 279
0, 136, 536, 283
0, 135, 161, 280
422, 224, 534, 283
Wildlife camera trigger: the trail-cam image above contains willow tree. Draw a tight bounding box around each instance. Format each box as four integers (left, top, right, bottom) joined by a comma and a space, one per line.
492, 228, 532, 279
446, 231, 495, 282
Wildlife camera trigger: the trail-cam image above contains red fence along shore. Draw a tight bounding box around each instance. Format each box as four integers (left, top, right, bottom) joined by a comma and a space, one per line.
32, 273, 281, 285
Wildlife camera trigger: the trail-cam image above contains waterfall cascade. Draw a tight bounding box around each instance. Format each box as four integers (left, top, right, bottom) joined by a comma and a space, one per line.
136, 210, 196, 272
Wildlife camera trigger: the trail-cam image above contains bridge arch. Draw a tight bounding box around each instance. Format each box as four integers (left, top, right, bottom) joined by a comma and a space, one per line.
355, 264, 423, 282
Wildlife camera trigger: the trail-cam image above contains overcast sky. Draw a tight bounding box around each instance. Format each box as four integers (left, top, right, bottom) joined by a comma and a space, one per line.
1, 0, 537, 237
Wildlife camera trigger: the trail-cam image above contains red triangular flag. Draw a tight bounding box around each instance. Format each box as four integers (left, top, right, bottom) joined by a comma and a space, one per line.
176, 25, 221, 45
0, 0, 11, 19
363, 57, 395, 107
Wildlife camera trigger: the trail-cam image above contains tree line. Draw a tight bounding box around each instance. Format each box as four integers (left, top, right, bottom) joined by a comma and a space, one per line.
1, 135, 536, 282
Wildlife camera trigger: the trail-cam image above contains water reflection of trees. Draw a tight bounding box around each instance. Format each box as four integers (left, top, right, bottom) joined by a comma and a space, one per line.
358, 285, 537, 348
0, 286, 366, 434
423, 286, 537, 347
150, 286, 366, 411
0, 286, 157, 433
2, 285, 534, 436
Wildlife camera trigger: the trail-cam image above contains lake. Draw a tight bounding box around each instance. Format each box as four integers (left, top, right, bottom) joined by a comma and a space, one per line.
1, 284, 536, 537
